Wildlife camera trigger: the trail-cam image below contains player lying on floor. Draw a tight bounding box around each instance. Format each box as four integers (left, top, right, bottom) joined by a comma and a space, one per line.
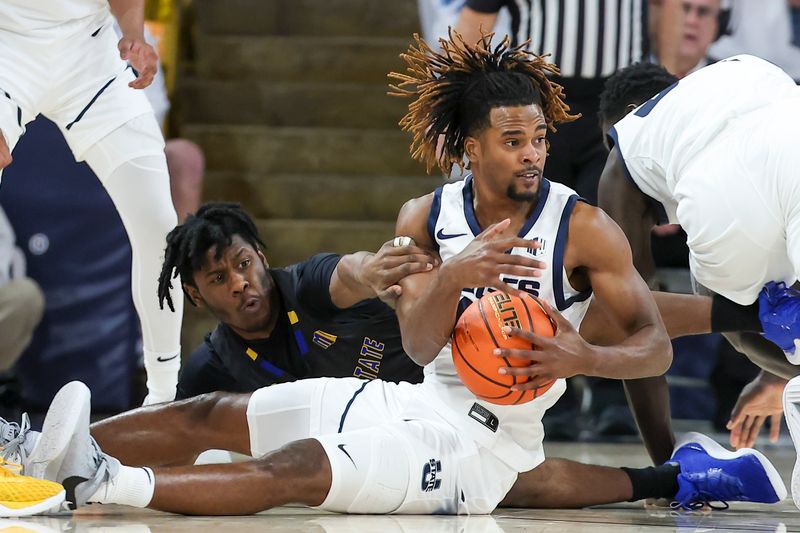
160, 202, 430, 398
0, 32, 786, 516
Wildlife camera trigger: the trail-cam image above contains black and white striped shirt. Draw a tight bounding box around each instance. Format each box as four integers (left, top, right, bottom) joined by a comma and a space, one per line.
466, 0, 649, 79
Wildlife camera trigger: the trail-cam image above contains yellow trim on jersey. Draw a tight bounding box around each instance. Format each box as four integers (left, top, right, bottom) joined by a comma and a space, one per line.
246, 348, 258, 361
288, 311, 299, 325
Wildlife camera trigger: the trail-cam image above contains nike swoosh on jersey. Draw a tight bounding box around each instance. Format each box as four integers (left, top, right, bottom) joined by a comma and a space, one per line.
436, 228, 468, 240
156, 353, 179, 362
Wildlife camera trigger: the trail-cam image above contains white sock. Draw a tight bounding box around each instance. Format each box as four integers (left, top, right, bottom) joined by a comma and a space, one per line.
89, 465, 155, 508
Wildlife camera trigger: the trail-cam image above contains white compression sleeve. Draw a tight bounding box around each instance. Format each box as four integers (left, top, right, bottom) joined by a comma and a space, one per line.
83, 116, 183, 402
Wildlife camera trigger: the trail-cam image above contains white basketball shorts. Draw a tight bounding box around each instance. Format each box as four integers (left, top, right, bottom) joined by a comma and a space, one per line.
0, 12, 154, 167
246, 377, 520, 515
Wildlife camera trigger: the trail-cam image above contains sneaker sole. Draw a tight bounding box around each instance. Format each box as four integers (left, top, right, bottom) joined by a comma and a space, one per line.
26, 382, 90, 481
0, 488, 65, 517
675, 431, 787, 502
783, 375, 800, 509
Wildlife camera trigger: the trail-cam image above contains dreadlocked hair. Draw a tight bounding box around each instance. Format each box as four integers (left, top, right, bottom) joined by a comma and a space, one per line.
157, 202, 265, 311
388, 30, 578, 176
598, 62, 678, 126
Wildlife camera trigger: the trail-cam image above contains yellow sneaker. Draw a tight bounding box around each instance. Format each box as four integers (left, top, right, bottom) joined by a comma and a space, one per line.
0, 459, 64, 517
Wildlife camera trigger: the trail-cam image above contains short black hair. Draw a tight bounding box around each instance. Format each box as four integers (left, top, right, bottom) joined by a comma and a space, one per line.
389, 32, 578, 175
598, 62, 679, 127
158, 202, 265, 311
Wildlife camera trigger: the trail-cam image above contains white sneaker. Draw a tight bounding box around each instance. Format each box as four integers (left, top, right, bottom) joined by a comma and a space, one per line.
25, 382, 90, 482
782, 375, 800, 509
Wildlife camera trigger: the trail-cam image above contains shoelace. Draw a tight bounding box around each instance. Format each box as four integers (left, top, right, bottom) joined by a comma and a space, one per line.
765, 282, 800, 306
672, 469, 741, 511
88, 437, 112, 485
0, 413, 30, 465
0, 456, 23, 476
671, 497, 730, 511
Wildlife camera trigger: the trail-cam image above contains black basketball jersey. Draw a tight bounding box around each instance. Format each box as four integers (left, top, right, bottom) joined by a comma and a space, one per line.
176, 254, 423, 398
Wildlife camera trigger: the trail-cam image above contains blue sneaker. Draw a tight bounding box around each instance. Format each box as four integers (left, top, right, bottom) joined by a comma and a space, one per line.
670, 432, 786, 510
759, 281, 800, 364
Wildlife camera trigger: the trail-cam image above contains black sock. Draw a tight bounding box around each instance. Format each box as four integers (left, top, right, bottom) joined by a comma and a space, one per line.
621, 463, 681, 502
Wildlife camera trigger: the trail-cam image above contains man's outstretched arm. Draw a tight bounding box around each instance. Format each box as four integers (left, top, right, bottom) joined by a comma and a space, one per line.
329, 240, 437, 309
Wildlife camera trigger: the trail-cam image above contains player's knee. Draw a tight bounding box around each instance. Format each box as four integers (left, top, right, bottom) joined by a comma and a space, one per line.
173, 391, 232, 432
256, 439, 329, 478
500, 460, 555, 507
252, 438, 333, 506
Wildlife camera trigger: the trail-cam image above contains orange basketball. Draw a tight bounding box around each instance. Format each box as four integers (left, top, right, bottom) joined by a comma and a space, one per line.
452, 291, 557, 405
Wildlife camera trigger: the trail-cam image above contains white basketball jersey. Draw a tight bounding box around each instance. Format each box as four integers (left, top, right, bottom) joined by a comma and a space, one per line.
414, 176, 592, 472
609, 55, 799, 224
0, 0, 108, 32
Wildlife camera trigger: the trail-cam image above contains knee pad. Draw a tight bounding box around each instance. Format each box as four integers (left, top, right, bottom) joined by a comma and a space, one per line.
83, 113, 166, 178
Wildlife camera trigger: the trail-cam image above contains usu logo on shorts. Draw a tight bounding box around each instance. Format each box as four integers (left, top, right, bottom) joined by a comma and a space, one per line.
421, 459, 442, 492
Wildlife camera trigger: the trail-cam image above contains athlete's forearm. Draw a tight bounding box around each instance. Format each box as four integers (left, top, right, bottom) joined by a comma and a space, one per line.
108, 0, 145, 40
587, 322, 672, 379
330, 252, 378, 307
396, 266, 463, 366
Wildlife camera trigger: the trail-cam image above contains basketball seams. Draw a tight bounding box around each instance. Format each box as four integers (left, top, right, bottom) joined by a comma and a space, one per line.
526, 295, 558, 398
477, 296, 501, 348
453, 329, 516, 390
481, 294, 521, 386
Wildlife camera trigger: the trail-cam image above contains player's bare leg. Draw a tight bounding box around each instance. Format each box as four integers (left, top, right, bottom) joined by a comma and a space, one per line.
147, 439, 332, 515
90, 392, 252, 467
502, 459, 636, 508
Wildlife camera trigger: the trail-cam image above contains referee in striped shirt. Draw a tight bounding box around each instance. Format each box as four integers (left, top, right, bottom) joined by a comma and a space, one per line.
456, 0, 658, 204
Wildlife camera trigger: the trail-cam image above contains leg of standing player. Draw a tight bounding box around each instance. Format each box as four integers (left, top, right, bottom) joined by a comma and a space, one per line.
80, 114, 183, 403
44, 20, 183, 403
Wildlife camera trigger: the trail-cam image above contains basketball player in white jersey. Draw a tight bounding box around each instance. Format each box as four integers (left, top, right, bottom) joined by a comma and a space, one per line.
0, 34, 784, 516
596, 56, 800, 507
0, 0, 183, 403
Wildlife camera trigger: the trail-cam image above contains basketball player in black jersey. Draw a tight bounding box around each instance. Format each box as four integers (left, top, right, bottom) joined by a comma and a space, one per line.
157, 202, 430, 397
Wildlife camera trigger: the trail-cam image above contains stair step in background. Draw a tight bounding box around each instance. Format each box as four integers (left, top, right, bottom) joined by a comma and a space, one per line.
194, 0, 419, 37
179, 80, 409, 129
194, 36, 410, 84
255, 218, 397, 267
203, 172, 442, 221
183, 125, 427, 176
